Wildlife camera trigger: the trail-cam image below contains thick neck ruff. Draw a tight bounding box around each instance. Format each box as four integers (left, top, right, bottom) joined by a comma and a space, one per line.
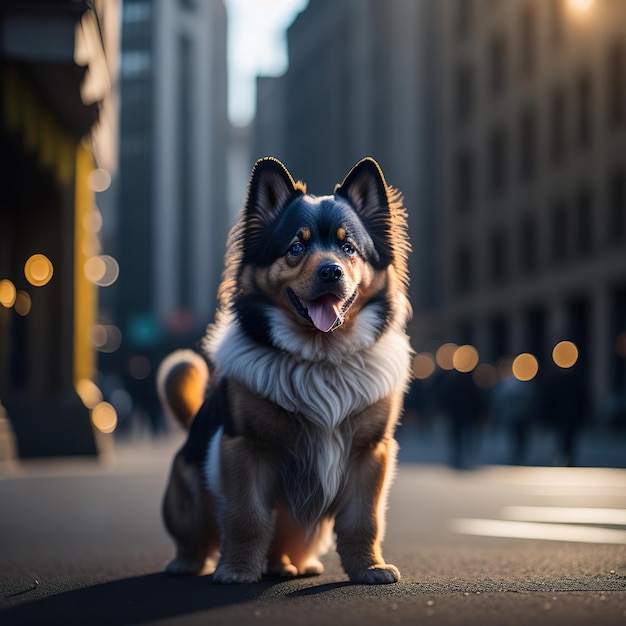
205, 306, 411, 430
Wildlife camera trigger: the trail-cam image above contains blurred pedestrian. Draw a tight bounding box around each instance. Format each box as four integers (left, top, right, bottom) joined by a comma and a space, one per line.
439, 370, 486, 469
542, 363, 589, 466
492, 366, 536, 465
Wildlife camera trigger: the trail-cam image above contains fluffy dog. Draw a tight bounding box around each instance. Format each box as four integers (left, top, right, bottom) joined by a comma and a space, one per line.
158, 157, 412, 584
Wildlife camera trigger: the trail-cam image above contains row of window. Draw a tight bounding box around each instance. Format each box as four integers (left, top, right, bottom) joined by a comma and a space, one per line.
455, 0, 607, 52
453, 69, 622, 214
454, 37, 624, 130
453, 171, 626, 294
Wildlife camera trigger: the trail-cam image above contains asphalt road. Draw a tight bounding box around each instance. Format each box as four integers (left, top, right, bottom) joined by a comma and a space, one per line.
1, 434, 625, 625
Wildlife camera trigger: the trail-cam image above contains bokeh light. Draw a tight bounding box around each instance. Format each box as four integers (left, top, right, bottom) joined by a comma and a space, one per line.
436, 342, 458, 370
512, 353, 539, 382
552, 340, 579, 369
452, 344, 479, 373
413, 352, 436, 380
473, 363, 497, 389
84, 255, 119, 287
567, 0, 594, 13
24, 254, 53, 287
87, 168, 112, 192
89, 324, 122, 353
83, 208, 103, 234
75, 378, 104, 409
91, 401, 118, 434
14, 291, 32, 316
0, 279, 17, 308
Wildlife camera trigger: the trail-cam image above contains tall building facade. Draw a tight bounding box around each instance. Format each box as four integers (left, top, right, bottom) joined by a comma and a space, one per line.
0, 0, 119, 456
116, 0, 228, 359
439, 0, 626, 413
253, 0, 442, 344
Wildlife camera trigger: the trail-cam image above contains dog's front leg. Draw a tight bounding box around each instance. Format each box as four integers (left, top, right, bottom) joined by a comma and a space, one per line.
334, 438, 400, 584
212, 437, 275, 584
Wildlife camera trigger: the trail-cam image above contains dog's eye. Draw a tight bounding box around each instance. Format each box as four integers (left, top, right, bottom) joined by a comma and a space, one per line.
342, 242, 356, 256
288, 241, 306, 256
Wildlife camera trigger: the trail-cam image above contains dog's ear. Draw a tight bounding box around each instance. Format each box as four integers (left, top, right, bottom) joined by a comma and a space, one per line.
335, 158, 393, 266
246, 157, 300, 227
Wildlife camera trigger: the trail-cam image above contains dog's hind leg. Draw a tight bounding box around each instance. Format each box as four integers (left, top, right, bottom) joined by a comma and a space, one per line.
162, 453, 220, 575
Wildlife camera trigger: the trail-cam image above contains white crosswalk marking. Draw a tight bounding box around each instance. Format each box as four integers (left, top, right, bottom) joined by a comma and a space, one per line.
450, 467, 626, 545
451, 517, 626, 544
501, 506, 626, 526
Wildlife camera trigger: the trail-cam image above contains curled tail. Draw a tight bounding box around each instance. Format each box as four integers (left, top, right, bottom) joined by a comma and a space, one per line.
157, 350, 209, 430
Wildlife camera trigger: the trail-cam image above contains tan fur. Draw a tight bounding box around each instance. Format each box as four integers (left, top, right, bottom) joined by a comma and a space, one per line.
157, 350, 208, 429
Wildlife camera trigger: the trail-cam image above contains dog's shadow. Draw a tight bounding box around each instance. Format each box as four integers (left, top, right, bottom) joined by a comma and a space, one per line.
0, 573, 353, 625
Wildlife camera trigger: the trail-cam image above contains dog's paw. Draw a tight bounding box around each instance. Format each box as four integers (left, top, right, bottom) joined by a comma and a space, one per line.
266, 561, 299, 578
300, 559, 325, 576
350, 564, 400, 585
212, 564, 262, 584
165, 557, 216, 576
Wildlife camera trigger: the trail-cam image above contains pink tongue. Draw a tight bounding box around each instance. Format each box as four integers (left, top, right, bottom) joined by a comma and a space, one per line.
306, 295, 343, 332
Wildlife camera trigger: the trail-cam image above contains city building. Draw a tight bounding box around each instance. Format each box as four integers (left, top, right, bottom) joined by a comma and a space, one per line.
0, 0, 119, 456
113, 0, 228, 413
438, 0, 626, 415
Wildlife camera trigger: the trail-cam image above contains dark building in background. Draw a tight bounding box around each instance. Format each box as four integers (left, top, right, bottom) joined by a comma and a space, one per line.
113, 0, 228, 421
438, 0, 626, 416
0, 0, 119, 457
253, 0, 442, 347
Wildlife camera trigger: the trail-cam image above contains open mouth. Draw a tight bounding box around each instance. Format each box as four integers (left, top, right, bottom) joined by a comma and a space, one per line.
287, 289, 358, 332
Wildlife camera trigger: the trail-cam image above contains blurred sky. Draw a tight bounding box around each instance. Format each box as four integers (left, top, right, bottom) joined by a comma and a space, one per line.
226, 0, 308, 126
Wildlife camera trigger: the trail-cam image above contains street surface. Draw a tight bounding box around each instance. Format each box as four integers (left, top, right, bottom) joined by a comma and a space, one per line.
1, 432, 625, 625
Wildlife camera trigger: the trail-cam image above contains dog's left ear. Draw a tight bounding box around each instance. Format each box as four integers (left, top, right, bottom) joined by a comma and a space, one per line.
335, 157, 393, 266
243, 158, 302, 255
246, 157, 300, 225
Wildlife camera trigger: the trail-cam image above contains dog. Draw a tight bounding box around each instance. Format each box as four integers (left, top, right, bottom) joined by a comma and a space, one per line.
158, 157, 412, 584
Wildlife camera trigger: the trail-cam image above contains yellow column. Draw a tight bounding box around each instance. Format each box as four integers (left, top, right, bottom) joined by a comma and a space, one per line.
74, 139, 97, 385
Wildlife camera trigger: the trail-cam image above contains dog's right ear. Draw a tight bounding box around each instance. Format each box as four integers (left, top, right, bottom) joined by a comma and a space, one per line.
245, 158, 301, 227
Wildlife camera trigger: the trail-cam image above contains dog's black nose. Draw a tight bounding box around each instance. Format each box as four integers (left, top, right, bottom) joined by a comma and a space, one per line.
318, 263, 343, 283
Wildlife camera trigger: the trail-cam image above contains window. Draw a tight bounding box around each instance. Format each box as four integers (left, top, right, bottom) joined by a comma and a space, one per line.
488, 127, 508, 196
520, 3, 536, 77
488, 33, 507, 96
550, 200, 568, 264
550, 86, 567, 164
120, 50, 151, 78
549, 0, 565, 48
455, 0, 474, 39
576, 187, 594, 257
454, 64, 474, 123
454, 149, 475, 212
488, 316, 508, 363
489, 228, 507, 284
576, 71, 593, 150
608, 171, 626, 246
123, 1, 151, 23
520, 213, 537, 275
519, 106, 536, 182
454, 243, 474, 295
607, 40, 625, 129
